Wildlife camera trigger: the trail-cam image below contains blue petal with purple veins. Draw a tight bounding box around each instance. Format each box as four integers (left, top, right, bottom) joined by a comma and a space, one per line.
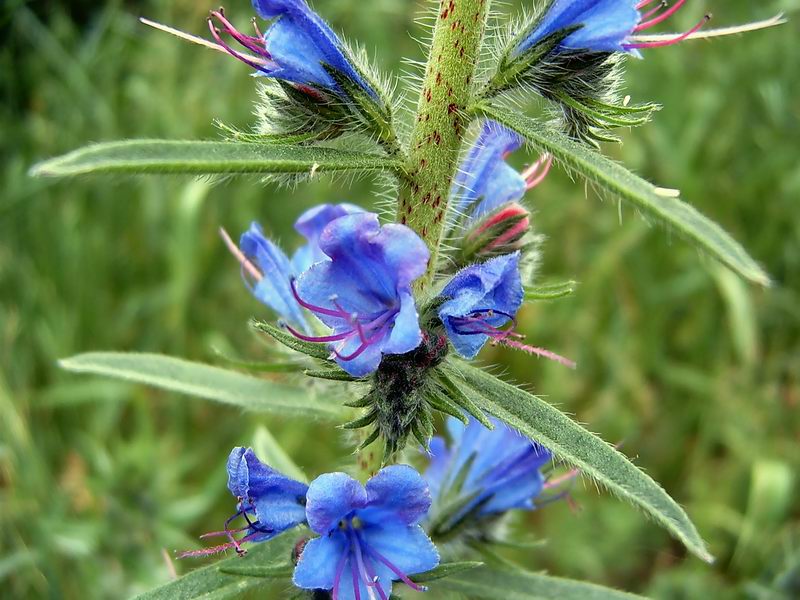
438, 252, 524, 359
514, 0, 641, 56
294, 213, 429, 376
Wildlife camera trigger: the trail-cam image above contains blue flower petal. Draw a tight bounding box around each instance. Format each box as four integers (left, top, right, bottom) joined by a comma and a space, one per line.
438, 252, 524, 359
363, 523, 439, 577
452, 121, 525, 222
381, 290, 423, 356
292, 533, 346, 590
295, 213, 428, 375
226, 447, 308, 533
361, 465, 432, 527
291, 203, 365, 273
252, 0, 377, 96
306, 472, 367, 534
424, 437, 451, 500
240, 222, 308, 331
517, 0, 640, 55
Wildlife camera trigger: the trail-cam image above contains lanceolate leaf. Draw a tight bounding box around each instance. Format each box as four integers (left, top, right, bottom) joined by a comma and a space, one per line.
435, 565, 647, 599
30, 140, 401, 177
133, 533, 294, 600
59, 352, 342, 418
442, 361, 713, 563
476, 103, 769, 287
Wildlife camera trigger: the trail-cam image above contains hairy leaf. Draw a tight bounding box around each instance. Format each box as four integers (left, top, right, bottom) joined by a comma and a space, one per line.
30, 140, 401, 177
435, 565, 647, 599
59, 352, 341, 418
476, 104, 769, 286
442, 361, 713, 563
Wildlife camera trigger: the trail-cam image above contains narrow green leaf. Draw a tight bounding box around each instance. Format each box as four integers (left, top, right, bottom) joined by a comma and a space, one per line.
59, 352, 341, 418
476, 103, 769, 286
30, 140, 400, 177
409, 561, 483, 584
134, 534, 294, 600
218, 562, 293, 578
435, 565, 647, 599
304, 368, 359, 382
443, 361, 713, 563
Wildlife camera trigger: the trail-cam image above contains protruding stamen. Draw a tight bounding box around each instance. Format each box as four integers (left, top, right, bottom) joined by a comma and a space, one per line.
290, 279, 350, 318
524, 154, 552, 190
639, 1, 668, 23
634, 0, 687, 32
364, 542, 427, 593
209, 9, 270, 58
331, 548, 349, 600
544, 467, 581, 490
636, 0, 660, 9
207, 18, 268, 72
626, 14, 711, 49
284, 324, 352, 343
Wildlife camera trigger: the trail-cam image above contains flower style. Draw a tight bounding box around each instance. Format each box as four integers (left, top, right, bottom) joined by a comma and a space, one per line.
179, 447, 308, 557
425, 416, 553, 531
452, 120, 551, 227
207, 0, 377, 98
291, 213, 430, 377
221, 203, 363, 332
293, 465, 439, 599
514, 0, 710, 57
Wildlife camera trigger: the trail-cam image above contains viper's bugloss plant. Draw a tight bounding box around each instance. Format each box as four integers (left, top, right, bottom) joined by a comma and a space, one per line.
35, 0, 785, 597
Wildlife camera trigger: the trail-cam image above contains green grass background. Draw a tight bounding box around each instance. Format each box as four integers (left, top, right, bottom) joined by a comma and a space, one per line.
2, 0, 798, 597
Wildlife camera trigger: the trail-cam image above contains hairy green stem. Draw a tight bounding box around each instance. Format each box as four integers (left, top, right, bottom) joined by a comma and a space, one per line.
397, 0, 491, 290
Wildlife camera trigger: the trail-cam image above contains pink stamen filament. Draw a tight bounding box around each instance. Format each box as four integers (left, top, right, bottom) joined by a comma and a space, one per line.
284, 325, 352, 343
524, 154, 553, 190
364, 541, 427, 593
207, 20, 267, 72
639, 1, 668, 22
634, 0, 687, 32
636, 0, 660, 9
210, 9, 270, 57
544, 467, 581, 490
288, 278, 400, 363
331, 550, 349, 600
625, 14, 711, 49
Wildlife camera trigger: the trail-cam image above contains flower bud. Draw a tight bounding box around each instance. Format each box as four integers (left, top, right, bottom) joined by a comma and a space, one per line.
458, 202, 532, 265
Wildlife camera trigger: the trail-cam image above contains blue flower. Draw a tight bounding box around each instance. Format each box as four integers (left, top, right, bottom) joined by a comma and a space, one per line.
292, 213, 430, 377
452, 120, 551, 227
293, 465, 439, 599
179, 447, 308, 557
208, 1, 377, 98
222, 203, 363, 332
438, 253, 524, 359
513, 0, 707, 57
426, 416, 552, 525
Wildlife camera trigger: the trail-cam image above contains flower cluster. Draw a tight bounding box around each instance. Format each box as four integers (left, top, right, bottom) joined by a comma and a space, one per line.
184, 448, 439, 599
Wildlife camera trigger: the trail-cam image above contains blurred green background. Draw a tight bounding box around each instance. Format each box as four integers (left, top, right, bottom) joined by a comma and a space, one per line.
2, 0, 798, 597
